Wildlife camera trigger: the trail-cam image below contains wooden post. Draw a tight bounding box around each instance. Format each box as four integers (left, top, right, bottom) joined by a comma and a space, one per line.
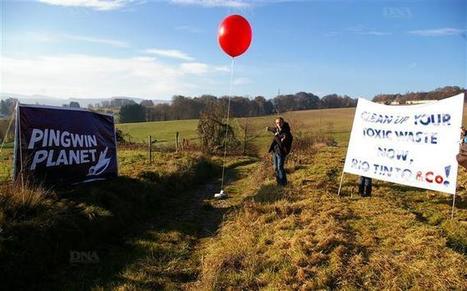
337, 171, 345, 196
148, 136, 152, 162
175, 132, 179, 152
243, 123, 247, 155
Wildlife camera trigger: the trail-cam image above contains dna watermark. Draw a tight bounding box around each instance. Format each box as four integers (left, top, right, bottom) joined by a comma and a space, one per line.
383, 7, 412, 19
69, 250, 100, 264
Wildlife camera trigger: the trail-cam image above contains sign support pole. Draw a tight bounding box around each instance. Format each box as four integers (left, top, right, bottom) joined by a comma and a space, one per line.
451, 192, 457, 219
337, 170, 345, 196
148, 136, 152, 162
16, 103, 25, 189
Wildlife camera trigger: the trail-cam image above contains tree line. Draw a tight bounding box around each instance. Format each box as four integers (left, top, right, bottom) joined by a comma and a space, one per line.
1, 85, 464, 124
119, 92, 358, 123
372, 86, 465, 104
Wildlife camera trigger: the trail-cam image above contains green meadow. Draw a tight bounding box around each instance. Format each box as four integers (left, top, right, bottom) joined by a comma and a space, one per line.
117, 107, 357, 152
117, 105, 466, 151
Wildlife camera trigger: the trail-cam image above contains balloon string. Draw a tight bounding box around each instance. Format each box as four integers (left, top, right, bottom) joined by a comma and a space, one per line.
220, 57, 235, 191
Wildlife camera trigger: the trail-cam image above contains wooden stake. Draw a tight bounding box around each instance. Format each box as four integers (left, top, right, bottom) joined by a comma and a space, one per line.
175, 132, 179, 152
148, 136, 152, 162
337, 171, 345, 196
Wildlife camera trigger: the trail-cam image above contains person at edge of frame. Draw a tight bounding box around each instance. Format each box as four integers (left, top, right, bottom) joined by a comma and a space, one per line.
457, 126, 467, 170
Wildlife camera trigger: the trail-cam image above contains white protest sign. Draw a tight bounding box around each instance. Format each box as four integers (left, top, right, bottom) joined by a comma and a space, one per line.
344, 93, 464, 194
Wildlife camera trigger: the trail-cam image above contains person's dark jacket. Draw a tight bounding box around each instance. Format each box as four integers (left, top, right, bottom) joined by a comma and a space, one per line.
268, 122, 293, 156
457, 129, 467, 169
458, 143, 467, 169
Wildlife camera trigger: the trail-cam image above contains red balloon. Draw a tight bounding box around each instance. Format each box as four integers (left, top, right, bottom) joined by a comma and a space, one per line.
218, 14, 252, 58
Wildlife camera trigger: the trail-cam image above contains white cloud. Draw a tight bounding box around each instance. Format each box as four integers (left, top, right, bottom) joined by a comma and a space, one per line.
170, 0, 251, 8
37, 0, 135, 11
170, 0, 301, 8
31, 33, 58, 42
25, 32, 129, 48
144, 49, 195, 61
363, 31, 391, 36
408, 28, 466, 37
63, 34, 129, 48
38, 0, 301, 10
214, 66, 229, 72
233, 77, 251, 85
2, 54, 228, 99
179, 63, 228, 74
180, 62, 209, 74
347, 26, 391, 36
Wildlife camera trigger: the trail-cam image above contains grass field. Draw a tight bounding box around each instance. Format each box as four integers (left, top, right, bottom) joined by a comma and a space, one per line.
1, 105, 466, 289
38, 139, 466, 290
118, 105, 467, 152
117, 107, 357, 151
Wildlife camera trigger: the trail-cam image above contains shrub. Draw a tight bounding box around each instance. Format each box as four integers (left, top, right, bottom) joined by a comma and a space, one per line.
197, 103, 240, 155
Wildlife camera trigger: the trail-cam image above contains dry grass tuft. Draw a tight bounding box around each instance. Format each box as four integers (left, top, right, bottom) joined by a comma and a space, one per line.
0, 182, 54, 225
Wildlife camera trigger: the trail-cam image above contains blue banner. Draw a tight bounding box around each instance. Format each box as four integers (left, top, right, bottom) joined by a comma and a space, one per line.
14, 104, 118, 184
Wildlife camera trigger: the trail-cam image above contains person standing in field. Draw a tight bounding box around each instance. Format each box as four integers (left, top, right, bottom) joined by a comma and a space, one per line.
358, 176, 372, 197
267, 117, 293, 186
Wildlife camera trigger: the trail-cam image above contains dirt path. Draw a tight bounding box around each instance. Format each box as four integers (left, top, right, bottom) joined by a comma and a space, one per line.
46, 156, 260, 290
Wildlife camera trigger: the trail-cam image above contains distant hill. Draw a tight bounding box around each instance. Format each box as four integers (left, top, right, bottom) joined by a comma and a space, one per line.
0, 93, 169, 108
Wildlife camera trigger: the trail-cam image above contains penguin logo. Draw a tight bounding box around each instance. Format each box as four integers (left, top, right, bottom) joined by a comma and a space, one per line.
87, 147, 111, 176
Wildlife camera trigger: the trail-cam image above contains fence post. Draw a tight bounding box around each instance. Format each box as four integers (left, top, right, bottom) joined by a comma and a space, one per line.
175, 132, 179, 152
148, 135, 152, 162
243, 124, 247, 155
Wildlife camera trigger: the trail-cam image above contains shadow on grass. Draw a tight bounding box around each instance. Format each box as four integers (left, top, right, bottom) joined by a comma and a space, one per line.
2, 156, 255, 290
387, 184, 416, 193
439, 195, 466, 210
249, 184, 287, 203
47, 180, 232, 290
226, 156, 259, 169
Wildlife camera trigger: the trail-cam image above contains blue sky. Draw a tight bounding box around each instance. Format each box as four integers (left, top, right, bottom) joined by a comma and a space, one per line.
1, 0, 466, 100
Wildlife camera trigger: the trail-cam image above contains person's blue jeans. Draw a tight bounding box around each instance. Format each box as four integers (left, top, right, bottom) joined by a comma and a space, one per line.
359, 176, 372, 196
272, 153, 287, 186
